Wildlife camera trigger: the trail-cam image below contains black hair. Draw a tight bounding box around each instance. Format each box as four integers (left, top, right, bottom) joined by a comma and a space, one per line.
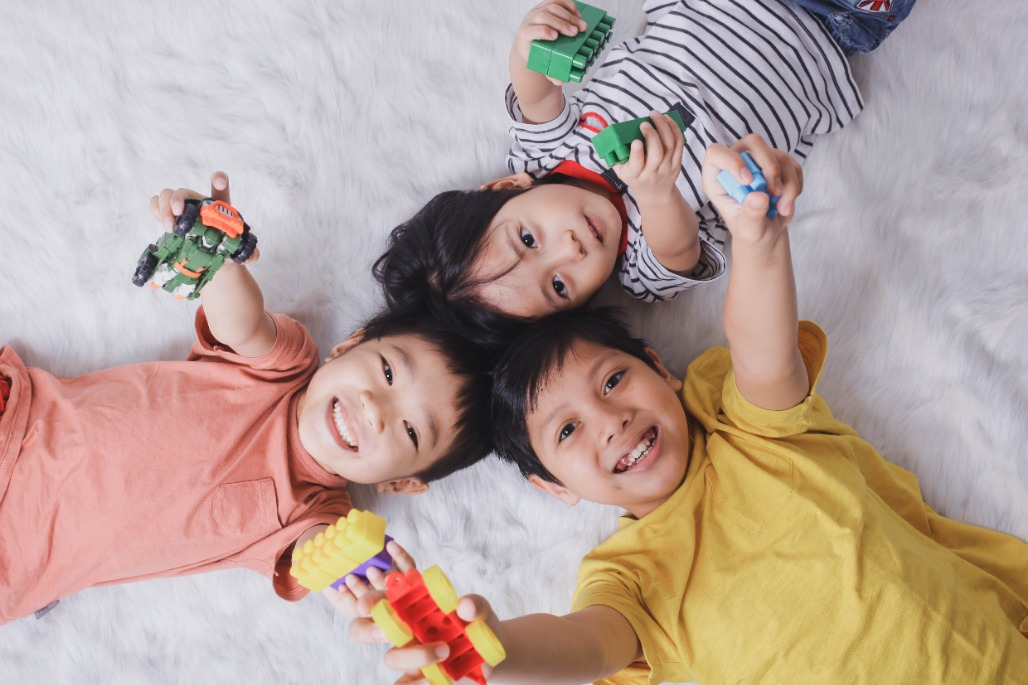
490, 306, 659, 485
359, 307, 494, 483
372, 187, 532, 351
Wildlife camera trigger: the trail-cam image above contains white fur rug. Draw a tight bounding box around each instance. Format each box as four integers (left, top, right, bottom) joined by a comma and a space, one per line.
1, 1, 1025, 684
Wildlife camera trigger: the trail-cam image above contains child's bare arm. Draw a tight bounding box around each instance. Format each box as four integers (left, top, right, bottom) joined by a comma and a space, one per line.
149, 173, 277, 358
614, 111, 700, 274
351, 593, 640, 685
509, 0, 584, 124
701, 136, 809, 410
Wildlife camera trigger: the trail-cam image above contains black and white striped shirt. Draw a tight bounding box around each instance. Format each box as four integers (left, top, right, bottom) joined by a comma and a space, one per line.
506, 0, 863, 301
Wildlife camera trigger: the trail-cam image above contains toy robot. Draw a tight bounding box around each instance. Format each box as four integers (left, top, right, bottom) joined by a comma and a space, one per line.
132, 198, 257, 300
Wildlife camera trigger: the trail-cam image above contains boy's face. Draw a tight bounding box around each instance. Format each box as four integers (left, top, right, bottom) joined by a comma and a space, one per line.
473, 182, 622, 318
296, 333, 460, 489
526, 339, 690, 519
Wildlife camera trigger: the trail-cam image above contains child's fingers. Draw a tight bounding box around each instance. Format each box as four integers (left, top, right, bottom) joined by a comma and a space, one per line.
700, 143, 745, 195
321, 585, 360, 617
639, 120, 664, 171
536, 0, 585, 30
386, 540, 417, 573
648, 112, 676, 163
349, 615, 389, 644
383, 641, 451, 675
150, 189, 175, 231
366, 566, 390, 591
355, 587, 390, 617
344, 571, 373, 597
613, 138, 645, 179
734, 134, 781, 194
775, 156, 803, 217
210, 171, 230, 204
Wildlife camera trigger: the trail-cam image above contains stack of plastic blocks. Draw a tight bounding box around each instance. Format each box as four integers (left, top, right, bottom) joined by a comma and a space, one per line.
289, 509, 389, 592
527, 1, 615, 83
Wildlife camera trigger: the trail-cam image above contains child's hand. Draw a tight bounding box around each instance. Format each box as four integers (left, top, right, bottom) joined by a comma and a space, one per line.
350, 591, 502, 685
701, 134, 803, 247
149, 171, 231, 232
613, 111, 685, 205
321, 540, 417, 618
512, 0, 588, 86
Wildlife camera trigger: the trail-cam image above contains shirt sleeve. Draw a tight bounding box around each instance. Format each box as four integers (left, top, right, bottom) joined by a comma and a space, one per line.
720, 321, 842, 438
571, 566, 672, 685
618, 226, 727, 302
270, 490, 353, 602
505, 83, 582, 178
189, 308, 320, 379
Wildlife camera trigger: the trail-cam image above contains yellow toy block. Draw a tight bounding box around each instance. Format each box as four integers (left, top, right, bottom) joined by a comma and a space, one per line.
290, 509, 387, 592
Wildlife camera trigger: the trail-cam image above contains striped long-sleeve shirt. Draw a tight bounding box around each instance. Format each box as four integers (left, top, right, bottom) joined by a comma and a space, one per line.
506, 0, 863, 301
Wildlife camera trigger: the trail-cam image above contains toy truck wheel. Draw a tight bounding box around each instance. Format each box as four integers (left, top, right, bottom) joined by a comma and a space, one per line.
465, 617, 507, 667
230, 232, 257, 263
131, 247, 159, 287
370, 599, 414, 647
173, 204, 199, 236
422, 566, 459, 614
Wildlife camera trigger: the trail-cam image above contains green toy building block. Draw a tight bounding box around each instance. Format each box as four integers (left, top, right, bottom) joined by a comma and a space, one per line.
527, 1, 615, 83
591, 105, 692, 167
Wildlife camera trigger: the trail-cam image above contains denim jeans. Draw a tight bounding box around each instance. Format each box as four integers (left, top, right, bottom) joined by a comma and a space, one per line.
789, 0, 917, 53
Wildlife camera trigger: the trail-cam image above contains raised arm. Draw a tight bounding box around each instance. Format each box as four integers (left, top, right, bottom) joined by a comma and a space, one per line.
509, 0, 584, 124
351, 593, 640, 685
614, 111, 700, 274
700, 136, 809, 410
149, 172, 277, 358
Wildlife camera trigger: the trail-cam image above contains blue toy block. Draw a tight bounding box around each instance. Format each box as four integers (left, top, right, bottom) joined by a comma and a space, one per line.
716, 152, 780, 219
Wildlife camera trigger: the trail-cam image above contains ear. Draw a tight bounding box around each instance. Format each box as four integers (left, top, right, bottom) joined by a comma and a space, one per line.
376, 477, 429, 496
325, 328, 364, 362
527, 474, 579, 506
480, 172, 534, 192
645, 347, 683, 392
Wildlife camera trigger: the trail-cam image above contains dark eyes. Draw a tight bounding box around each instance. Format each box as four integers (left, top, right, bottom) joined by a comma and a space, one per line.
519, 227, 537, 248
552, 275, 568, 298
604, 371, 624, 395
558, 423, 577, 442
383, 356, 419, 449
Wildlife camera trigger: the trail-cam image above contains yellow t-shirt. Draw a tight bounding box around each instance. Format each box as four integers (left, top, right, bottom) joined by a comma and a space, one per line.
572, 322, 1028, 684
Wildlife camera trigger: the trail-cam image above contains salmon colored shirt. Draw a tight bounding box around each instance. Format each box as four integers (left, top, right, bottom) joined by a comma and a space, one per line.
573, 322, 1028, 684
0, 309, 351, 624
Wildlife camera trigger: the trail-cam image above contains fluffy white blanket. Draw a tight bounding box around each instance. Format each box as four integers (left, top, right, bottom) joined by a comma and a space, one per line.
1, 1, 1025, 684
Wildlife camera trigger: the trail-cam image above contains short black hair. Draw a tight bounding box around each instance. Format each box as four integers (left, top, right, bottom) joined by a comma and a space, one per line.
372, 187, 531, 351
360, 307, 494, 483
490, 306, 659, 485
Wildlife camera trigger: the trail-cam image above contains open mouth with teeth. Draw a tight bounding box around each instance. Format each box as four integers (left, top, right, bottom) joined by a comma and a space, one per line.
613, 427, 658, 473
330, 398, 358, 450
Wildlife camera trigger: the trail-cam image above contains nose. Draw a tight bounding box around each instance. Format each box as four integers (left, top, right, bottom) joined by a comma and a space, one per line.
557, 229, 585, 261
359, 390, 386, 433
597, 403, 631, 444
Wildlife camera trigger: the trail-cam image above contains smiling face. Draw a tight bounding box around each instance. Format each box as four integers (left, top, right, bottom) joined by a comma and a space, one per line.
471, 181, 622, 318
295, 333, 461, 488
525, 339, 690, 519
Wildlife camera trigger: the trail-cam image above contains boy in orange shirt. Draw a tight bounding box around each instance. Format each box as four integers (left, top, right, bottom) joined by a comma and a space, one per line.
0, 174, 493, 624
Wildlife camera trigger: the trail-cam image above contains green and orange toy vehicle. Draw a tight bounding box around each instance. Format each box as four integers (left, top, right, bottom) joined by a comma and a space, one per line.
132, 198, 257, 300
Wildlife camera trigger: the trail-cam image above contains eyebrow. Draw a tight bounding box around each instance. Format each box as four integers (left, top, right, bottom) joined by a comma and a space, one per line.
390, 344, 440, 450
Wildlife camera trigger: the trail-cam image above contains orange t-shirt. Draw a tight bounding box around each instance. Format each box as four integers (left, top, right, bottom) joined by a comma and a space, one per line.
0, 309, 351, 623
